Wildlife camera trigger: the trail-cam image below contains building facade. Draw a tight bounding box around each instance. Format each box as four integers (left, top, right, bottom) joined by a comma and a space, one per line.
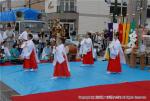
45, 0, 110, 37
0, 0, 45, 12
45, 0, 78, 38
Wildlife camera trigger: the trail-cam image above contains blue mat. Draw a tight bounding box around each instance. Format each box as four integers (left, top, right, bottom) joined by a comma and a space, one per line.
0, 61, 150, 95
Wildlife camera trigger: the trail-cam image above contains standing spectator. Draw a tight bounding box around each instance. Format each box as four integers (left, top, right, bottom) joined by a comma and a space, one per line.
70, 30, 76, 41
41, 43, 51, 60
38, 28, 46, 59
64, 25, 70, 39
97, 33, 103, 56
3, 23, 15, 49
0, 31, 4, 44
19, 26, 31, 41
103, 30, 109, 50
89, 31, 95, 44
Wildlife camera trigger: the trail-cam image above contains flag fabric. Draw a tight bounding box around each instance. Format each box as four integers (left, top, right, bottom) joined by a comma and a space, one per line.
124, 23, 130, 45
129, 20, 136, 41
127, 31, 137, 48
104, 48, 110, 60
108, 23, 113, 41
127, 20, 136, 47
118, 23, 123, 43
122, 23, 127, 45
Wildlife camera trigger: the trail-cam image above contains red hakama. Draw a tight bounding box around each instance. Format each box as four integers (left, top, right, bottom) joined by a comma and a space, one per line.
53, 56, 71, 77
82, 49, 94, 64
23, 50, 38, 69
107, 55, 121, 73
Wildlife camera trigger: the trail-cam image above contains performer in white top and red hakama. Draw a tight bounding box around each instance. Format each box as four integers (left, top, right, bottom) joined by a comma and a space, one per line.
53, 38, 71, 78
81, 32, 94, 65
107, 32, 126, 73
20, 34, 39, 71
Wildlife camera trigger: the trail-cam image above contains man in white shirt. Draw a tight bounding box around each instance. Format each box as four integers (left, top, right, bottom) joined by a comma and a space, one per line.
19, 27, 31, 41
3, 25, 15, 48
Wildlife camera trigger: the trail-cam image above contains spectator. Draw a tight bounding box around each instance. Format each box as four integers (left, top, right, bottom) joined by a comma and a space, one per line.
17, 41, 23, 55
70, 30, 76, 41
10, 44, 22, 64
41, 43, 51, 60
0, 48, 6, 64
3, 23, 16, 49
1, 41, 11, 60
0, 31, 4, 44
38, 28, 46, 59
19, 26, 31, 41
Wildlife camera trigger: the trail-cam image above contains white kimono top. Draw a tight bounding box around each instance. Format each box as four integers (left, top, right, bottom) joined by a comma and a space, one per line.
19, 31, 28, 40
53, 44, 69, 69
80, 38, 93, 55
109, 39, 126, 64
21, 40, 39, 63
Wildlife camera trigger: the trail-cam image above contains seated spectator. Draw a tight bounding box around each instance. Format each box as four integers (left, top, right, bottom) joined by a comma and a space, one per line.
10, 44, 20, 59
17, 43, 23, 55
2, 42, 11, 60
93, 47, 98, 61
50, 40, 56, 62
0, 48, 6, 64
10, 44, 23, 64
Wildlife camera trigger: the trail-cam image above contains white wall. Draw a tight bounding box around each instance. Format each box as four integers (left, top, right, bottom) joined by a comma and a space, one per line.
77, 0, 109, 15
45, 0, 111, 34
148, 0, 150, 5
146, 18, 150, 29
45, 0, 57, 13
78, 16, 110, 34
77, 0, 110, 34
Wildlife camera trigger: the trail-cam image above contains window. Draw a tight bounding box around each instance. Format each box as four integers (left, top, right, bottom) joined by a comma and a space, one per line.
59, 0, 64, 12
65, 1, 69, 11
57, 0, 76, 13
147, 5, 150, 18
70, 1, 75, 11
110, 3, 127, 16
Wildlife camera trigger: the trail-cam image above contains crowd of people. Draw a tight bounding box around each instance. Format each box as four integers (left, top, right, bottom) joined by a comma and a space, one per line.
0, 24, 53, 62
1, 21, 150, 82
0, 22, 129, 78
0, 23, 111, 64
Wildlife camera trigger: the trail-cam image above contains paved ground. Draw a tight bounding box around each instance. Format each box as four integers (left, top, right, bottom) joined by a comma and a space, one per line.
0, 81, 19, 101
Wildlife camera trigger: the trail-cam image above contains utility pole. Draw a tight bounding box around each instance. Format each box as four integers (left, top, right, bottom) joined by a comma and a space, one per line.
29, 0, 31, 8
113, 0, 118, 23
127, 0, 147, 27
7, 0, 11, 10
120, 0, 123, 16
0, 3, 2, 12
